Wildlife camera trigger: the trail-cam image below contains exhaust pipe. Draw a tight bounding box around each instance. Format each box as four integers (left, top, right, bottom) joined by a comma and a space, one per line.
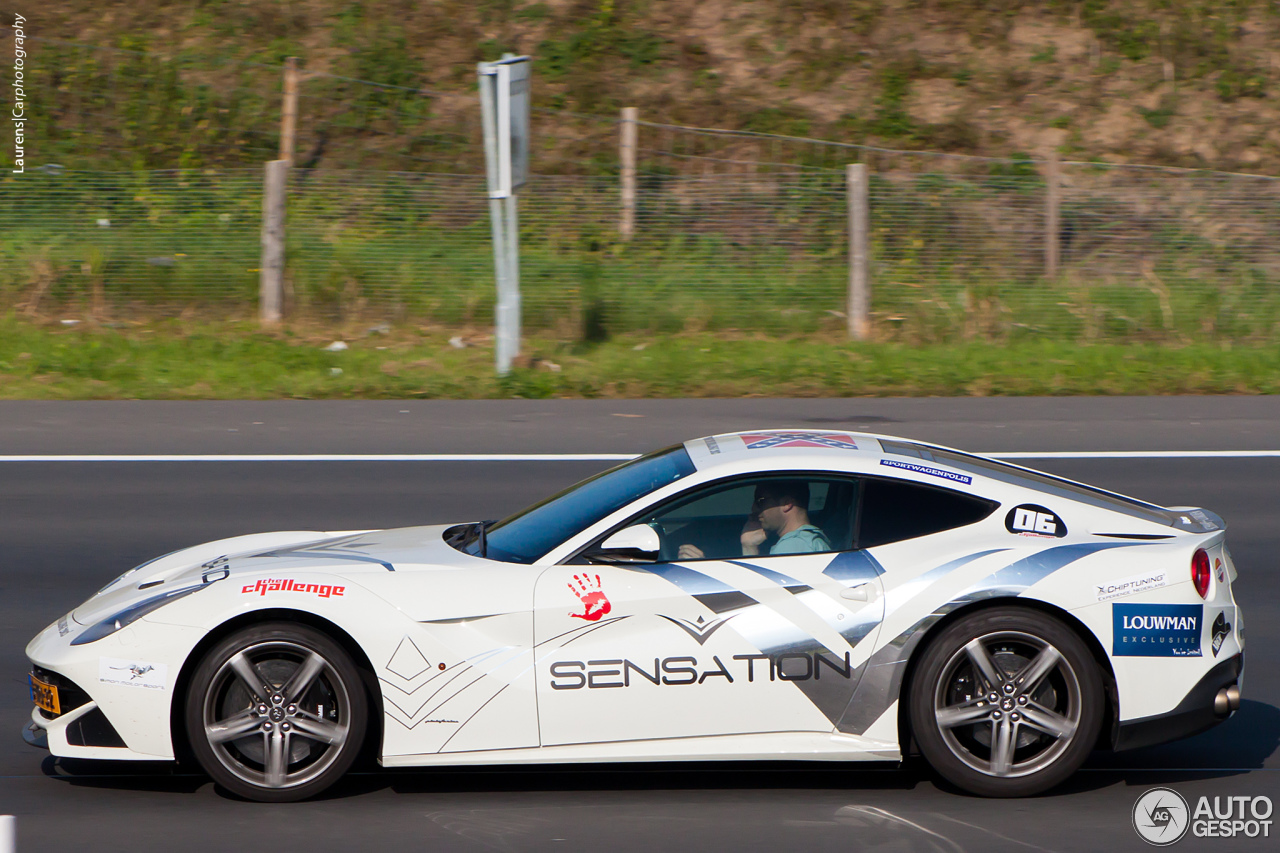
1214, 684, 1242, 716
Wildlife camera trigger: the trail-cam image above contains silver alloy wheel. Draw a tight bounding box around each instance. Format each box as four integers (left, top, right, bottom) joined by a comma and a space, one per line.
932, 630, 1082, 779
201, 640, 352, 790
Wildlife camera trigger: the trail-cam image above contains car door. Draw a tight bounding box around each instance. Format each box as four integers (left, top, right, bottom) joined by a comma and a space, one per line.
833, 473, 1003, 736
532, 474, 886, 747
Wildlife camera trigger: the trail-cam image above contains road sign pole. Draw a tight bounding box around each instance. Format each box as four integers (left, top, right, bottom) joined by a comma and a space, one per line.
499, 193, 521, 371
479, 55, 530, 376
479, 63, 511, 374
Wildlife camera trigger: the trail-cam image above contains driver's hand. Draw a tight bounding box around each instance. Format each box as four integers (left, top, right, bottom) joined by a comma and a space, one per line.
677, 543, 705, 560
740, 516, 767, 555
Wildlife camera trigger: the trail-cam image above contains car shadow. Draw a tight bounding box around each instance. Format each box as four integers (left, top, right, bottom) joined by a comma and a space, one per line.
39, 755, 208, 794
1087, 699, 1280, 770
334, 762, 926, 800
39, 699, 1279, 801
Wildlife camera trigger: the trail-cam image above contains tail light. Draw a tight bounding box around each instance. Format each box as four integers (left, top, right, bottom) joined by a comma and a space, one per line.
1192, 549, 1211, 599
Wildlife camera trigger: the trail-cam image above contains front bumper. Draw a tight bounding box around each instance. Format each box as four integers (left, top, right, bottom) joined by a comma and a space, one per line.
26, 614, 208, 760
1114, 653, 1243, 752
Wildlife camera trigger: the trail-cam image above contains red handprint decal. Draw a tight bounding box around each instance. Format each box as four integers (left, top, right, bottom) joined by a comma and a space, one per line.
567, 573, 612, 622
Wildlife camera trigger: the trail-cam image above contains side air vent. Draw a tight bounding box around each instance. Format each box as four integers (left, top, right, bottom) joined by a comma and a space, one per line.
66, 707, 127, 748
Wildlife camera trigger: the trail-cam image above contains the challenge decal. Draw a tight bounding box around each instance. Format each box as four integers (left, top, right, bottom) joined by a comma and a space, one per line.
879, 458, 972, 485
741, 432, 859, 451
241, 578, 345, 598
1005, 504, 1067, 538
99, 657, 168, 690
1113, 603, 1203, 657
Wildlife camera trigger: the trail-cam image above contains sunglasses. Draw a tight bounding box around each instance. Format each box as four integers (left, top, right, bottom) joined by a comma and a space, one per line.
751, 495, 782, 510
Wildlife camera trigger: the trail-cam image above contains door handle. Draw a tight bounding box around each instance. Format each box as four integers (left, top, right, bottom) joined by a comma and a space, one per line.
841, 583, 873, 602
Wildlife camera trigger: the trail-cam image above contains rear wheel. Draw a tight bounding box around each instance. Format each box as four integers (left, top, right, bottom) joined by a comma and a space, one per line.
185, 622, 367, 802
908, 607, 1103, 797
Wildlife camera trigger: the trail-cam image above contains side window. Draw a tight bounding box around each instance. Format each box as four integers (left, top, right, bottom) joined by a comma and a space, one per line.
857, 477, 996, 549
631, 475, 857, 561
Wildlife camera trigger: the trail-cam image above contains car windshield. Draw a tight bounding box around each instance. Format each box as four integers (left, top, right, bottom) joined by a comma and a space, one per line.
473, 445, 697, 564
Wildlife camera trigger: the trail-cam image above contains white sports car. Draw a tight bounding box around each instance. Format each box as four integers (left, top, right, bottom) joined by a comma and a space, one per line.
25, 430, 1244, 801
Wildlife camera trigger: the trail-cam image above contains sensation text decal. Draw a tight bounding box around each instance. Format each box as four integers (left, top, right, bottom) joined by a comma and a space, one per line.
549, 651, 852, 689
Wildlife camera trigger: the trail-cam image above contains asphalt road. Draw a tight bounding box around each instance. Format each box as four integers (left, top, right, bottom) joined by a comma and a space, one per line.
1, 400, 1277, 852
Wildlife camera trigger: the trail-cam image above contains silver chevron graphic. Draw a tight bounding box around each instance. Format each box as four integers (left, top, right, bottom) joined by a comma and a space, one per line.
658, 614, 736, 645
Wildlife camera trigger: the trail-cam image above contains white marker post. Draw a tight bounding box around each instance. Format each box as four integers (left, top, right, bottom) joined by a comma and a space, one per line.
478, 55, 531, 375
1, 815, 15, 853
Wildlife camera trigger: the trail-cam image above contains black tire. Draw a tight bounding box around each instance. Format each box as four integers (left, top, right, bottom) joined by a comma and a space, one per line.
185, 622, 368, 802
908, 607, 1103, 797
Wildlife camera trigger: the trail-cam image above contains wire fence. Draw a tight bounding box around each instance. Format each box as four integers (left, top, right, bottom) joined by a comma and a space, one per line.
7, 164, 1279, 340
3, 36, 1280, 341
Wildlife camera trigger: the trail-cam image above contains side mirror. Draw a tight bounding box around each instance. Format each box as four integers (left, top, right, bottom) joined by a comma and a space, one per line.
586, 524, 661, 563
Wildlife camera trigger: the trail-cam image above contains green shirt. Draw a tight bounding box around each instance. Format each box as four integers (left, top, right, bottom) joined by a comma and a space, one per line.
770, 525, 833, 555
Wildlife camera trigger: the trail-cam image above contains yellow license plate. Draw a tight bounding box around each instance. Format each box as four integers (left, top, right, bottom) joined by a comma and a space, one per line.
30, 674, 60, 715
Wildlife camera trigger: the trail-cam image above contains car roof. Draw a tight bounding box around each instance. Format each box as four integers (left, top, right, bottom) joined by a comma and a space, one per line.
682, 429, 1182, 528
684, 429, 909, 471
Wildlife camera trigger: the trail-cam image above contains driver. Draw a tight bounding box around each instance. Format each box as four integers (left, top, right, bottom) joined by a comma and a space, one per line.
678, 481, 831, 560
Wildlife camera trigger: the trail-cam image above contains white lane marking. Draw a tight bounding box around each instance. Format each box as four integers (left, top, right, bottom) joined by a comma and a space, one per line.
0, 450, 1277, 462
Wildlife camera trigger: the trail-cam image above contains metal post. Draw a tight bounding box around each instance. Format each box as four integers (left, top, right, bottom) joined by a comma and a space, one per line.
847, 163, 870, 341
279, 57, 299, 163
620, 107, 637, 240
479, 67, 514, 374
498, 194, 521, 370
259, 159, 288, 326
1044, 152, 1060, 278
1, 815, 14, 853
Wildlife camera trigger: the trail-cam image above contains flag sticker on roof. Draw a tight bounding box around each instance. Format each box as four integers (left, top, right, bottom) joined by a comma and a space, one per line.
740, 432, 859, 451
880, 458, 972, 484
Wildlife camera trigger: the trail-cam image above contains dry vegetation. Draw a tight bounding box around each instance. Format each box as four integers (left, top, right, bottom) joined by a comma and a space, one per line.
30, 0, 1280, 173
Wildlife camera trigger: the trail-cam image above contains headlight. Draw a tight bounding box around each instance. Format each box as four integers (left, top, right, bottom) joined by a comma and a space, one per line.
71, 584, 204, 646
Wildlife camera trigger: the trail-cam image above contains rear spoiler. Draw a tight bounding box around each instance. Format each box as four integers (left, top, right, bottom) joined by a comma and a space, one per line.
1166, 507, 1226, 533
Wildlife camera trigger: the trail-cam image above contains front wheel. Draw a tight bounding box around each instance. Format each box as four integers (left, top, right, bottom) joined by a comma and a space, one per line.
908, 607, 1104, 797
185, 622, 368, 802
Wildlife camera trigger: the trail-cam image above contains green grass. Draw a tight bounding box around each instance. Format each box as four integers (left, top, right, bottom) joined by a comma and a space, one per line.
7, 169, 1280, 345
1, 316, 1276, 399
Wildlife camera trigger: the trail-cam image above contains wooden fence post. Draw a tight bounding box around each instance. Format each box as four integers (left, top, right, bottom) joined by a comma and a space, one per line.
847, 163, 870, 341
260, 160, 288, 326
620, 107, 638, 240
279, 57, 299, 163
1044, 152, 1060, 278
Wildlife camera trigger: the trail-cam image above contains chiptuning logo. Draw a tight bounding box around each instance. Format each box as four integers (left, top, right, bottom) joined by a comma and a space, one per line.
1134, 788, 1190, 846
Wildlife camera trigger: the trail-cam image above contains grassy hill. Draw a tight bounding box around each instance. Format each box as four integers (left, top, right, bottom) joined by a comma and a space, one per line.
29, 1, 1280, 173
